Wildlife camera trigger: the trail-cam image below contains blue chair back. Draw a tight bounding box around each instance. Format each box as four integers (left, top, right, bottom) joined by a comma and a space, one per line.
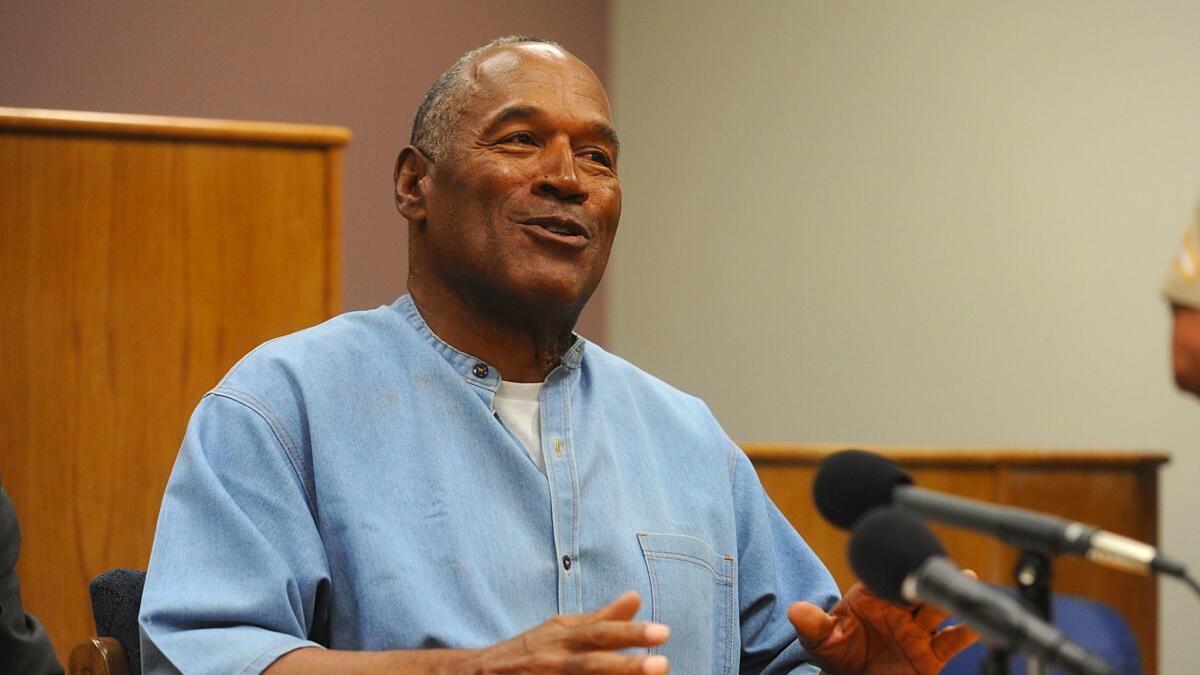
940, 592, 1140, 674
88, 568, 146, 675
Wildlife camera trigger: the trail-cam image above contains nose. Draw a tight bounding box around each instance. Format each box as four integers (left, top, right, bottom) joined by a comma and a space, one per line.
533, 139, 587, 204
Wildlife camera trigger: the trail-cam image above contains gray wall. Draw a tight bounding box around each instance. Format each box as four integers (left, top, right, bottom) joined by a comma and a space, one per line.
0, 0, 610, 339
610, 2, 1199, 672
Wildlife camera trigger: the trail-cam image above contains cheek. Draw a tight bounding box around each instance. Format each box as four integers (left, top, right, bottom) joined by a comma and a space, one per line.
595, 185, 622, 241
477, 167, 530, 221
482, 162, 527, 195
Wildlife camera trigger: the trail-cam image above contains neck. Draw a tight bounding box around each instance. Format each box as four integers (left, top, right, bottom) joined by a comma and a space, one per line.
408, 278, 580, 383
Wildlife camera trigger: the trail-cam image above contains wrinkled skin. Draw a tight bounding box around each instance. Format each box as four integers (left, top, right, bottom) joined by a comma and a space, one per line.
471, 592, 669, 674
396, 42, 621, 382
791, 582, 978, 675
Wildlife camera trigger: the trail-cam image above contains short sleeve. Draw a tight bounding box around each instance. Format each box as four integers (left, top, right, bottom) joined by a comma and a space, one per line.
729, 446, 840, 674
139, 392, 329, 674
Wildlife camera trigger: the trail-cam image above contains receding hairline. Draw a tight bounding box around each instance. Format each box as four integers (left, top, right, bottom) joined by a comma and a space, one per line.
408, 36, 615, 163
464, 42, 606, 103
465, 44, 614, 126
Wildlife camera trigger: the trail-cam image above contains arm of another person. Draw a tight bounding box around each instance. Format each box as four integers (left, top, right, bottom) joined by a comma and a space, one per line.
1171, 304, 1200, 396
140, 393, 668, 675
0, 485, 64, 675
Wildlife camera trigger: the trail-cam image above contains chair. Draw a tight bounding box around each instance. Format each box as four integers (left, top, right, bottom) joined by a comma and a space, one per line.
68, 568, 146, 675
940, 592, 1142, 674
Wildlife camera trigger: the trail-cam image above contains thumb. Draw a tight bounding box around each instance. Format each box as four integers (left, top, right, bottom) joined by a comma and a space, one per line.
787, 601, 835, 649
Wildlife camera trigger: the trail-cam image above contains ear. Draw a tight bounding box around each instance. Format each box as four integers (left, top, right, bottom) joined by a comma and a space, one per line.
394, 146, 431, 225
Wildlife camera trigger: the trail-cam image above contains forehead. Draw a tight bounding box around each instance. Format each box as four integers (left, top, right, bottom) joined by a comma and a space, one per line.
463, 44, 613, 126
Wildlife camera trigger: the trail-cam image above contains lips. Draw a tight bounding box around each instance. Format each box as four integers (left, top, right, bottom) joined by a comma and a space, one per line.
518, 215, 591, 248
521, 215, 589, 238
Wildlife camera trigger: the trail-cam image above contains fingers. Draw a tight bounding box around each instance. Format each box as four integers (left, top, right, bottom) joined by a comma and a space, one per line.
493, 652, 668, 675
560, 653, 669, 675
931, 623, 979, 662
573, 592, 667, 649
786, 601, 835, 649
912, 569, 978, 632
484, 592, 671, 673
564, 620, 670, 651
570, 591, 667, 649
911, 601, 950, 633
593, 590, 642, 622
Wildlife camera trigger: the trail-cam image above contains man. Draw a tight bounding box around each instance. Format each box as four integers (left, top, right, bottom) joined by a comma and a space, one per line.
140, 36, 973, 673
1164, 202, 1200, 396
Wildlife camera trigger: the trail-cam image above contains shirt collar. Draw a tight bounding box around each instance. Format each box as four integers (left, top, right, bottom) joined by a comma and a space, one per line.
393, 294, 586, 388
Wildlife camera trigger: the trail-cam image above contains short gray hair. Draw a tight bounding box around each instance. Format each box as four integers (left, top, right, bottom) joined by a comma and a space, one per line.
410, 35, 562, 163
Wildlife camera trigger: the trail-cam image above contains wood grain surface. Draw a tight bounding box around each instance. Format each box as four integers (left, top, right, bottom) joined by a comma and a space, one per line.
0, 107, 351, 146
745, 444, 1167, 675
0, 109, 347, 664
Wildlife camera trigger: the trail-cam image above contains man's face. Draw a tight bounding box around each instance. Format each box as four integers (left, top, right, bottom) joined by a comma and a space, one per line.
415, 44, 622, 317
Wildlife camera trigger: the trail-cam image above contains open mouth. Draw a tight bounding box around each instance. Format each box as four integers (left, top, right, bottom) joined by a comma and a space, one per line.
520, 216, 590, 246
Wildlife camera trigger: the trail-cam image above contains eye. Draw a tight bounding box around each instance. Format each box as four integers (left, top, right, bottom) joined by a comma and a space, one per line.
582, 149, 613, 168
503, 132, 538, 146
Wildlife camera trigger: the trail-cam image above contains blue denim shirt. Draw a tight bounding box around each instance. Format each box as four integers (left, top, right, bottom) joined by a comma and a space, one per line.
139, 295, 839, 674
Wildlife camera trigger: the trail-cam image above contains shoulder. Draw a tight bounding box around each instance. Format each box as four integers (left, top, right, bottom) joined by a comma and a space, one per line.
581, 340, 733, 465
232, 303, 402, 373
581, 341, 714, 417
216, 302, 411, 399
193, 302, 419, 452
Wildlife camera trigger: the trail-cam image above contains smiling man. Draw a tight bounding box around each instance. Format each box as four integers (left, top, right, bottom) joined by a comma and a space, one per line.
139, 36, 973, 674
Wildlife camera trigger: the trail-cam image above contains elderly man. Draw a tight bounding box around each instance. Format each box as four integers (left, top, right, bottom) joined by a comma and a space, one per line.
140, 36, 973, 674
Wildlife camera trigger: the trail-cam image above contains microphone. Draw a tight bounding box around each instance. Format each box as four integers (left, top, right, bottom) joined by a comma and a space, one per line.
849, 507, 1117, 675
814, 449, 1189, 578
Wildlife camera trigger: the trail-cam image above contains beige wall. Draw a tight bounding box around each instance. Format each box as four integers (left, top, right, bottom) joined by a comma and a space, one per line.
610, 2, 1199, 672
0, 0, 610, 339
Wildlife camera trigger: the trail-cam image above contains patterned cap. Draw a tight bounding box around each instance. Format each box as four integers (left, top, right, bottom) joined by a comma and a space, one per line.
1163, 205, 1200, 309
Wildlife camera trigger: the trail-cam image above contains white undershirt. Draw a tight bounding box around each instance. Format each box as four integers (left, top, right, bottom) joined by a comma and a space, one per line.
493, 380, 545, 472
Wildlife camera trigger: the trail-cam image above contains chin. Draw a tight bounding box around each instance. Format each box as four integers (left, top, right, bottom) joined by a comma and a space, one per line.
508, 275, 597, 314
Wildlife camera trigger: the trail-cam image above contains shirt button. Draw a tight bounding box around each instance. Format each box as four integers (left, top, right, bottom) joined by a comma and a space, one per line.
562, 555, 572, 571
472, 363, 489, 378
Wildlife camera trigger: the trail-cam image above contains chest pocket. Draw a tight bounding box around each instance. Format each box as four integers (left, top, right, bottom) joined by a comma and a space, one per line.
638, 532, 737, 675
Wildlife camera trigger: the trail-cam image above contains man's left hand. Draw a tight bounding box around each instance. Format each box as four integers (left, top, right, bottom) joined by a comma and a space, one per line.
788, 581, 978, 675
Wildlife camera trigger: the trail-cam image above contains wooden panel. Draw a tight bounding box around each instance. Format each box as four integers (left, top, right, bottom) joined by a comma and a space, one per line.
756, 461, 1002, 592
745, 445, 1167, 675
0, 107, 351, 146
997, 464, 1158, 675
0, 110, 347, 664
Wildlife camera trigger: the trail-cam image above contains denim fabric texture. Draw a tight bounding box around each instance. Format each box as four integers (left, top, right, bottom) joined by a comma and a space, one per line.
139, 295, 839, 674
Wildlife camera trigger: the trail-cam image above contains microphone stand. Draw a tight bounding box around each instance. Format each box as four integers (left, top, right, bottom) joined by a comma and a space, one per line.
978, 550, 1054, 675
1016, 550, 1053, 622
981, 648, 1011, 674
1015, 550, 1053, 675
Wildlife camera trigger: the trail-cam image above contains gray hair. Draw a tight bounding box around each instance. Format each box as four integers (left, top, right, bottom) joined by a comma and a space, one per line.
410, 35, 562, 163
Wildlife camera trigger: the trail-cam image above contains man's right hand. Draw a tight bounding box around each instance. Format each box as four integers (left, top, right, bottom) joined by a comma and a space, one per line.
268, 590, 670, 674
471, 590, 670, 674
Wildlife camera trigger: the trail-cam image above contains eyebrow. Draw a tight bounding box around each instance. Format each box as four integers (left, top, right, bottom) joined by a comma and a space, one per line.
482, 104, 621, 155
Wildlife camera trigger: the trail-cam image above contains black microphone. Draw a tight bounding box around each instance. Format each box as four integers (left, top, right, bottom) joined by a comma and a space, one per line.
849, 507, 1117, 675
814, 449, 1188, 578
